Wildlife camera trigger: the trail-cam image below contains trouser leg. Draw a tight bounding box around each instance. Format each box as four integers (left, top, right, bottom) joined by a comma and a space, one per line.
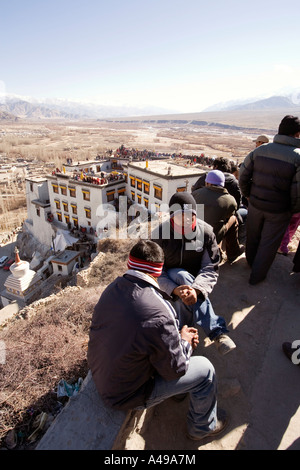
143, 356, 217, 438
224, 216, 241, 260
249, 208, 291, 283
245, 203, 264, 267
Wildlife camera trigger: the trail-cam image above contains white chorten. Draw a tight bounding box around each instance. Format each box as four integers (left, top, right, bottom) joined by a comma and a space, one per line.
2, 247, 42, 306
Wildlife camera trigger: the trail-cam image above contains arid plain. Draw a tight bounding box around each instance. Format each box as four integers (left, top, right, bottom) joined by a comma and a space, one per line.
3, 106, 300, 166
1, 106, 300, 236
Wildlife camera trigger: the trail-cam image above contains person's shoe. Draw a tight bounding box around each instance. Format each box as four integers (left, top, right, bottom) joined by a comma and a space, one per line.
282, 342, 300, 365
214, 334, 236, 355
227, 245, 245, 263
249, 276, 266, 285
186, 409, 229, 441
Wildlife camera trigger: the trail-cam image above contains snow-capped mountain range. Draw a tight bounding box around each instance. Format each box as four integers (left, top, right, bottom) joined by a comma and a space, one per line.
1, 88, 300, 121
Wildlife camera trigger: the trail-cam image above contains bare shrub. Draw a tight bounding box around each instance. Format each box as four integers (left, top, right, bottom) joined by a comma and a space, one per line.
88, 238, 136, 287
0, 286, 102, 447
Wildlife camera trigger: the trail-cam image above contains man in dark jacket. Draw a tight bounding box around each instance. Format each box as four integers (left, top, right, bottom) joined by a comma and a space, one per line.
239, 115, 300, 285
191, 156, 242, 209
192, 170, 244, 263
88, 240, 228, 440
151, 191, 236, 356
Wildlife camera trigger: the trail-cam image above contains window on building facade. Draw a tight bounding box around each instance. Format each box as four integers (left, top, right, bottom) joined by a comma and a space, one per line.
144, 197, 149, 208
30, 183, 33, 192
71, 204, 77, 215
153, 184, 163, 200
106, 190, 115, 202
72, 217, 78, 228
124, 173, 128, 183
82, 189, 90, 201
60, 185, 67, 196
176, 186, 186, 192
130, 176, 135, 188
62, 202, 68, 212
137, 194, 142, 204
57, 212, 62, 222
52, 183, 59, 194
136, 178, 142, 191
65, 215, 70, 224
69, 187, 76, 198
85, 208, 91, 219
117, 187, 126, 197
36, 207, 40, 217
143, 180, 150, 194
131, 191, 135, 202
55, 200, 61, 210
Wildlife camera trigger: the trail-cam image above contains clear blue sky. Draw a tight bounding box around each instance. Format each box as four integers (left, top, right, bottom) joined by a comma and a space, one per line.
1, 0, 299, 112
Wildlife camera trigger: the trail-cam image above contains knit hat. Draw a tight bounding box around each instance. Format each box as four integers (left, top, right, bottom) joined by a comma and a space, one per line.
168, 191, 197, 216
205, 170, 225, 187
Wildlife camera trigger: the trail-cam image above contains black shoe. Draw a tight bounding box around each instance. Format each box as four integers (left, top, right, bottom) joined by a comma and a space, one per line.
186, 409, 229, 441
249, 276, 266, 285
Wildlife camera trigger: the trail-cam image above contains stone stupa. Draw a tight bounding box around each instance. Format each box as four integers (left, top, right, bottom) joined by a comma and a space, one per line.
2, 247, 42, 307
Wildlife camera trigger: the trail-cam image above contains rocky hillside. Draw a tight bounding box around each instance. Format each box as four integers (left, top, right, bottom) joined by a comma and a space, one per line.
0, 237, 135, 449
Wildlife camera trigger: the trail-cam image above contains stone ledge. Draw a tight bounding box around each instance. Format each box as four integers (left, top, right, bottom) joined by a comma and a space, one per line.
36, 370, 138, 450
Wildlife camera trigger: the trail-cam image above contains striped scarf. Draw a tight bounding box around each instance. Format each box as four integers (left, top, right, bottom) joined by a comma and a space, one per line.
127, 255, 164, 277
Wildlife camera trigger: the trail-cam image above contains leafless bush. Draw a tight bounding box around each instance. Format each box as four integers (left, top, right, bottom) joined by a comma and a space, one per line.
0, 286, 102, 447
89, 238, 136, 286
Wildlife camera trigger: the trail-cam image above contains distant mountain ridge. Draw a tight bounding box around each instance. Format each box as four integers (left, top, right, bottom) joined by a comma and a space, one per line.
1, 90, 300, 121
224, 95, 297, 111
0, 95, 176, 121
203, 91, 300, 112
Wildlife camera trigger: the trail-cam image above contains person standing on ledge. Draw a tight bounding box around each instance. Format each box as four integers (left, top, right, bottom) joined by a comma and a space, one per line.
239, 115, 300, 285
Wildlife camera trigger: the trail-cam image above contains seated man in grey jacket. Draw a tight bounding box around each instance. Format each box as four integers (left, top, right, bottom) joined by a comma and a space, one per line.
88, 240, 228, 441
151, 191, 236, 356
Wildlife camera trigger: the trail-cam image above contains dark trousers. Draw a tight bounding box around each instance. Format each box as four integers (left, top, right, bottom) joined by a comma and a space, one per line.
223, 217, 241, 260
246, 202, 291, 283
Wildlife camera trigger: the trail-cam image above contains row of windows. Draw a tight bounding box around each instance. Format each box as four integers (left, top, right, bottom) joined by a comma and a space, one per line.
54, 200, 91, 218
127, 175, 186, 200
52, 183, 90, 201
52, 183, 127, 202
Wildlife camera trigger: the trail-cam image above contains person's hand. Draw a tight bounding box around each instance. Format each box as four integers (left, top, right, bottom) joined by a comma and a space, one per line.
180, 325, 199, 350
173, 285, 199, 305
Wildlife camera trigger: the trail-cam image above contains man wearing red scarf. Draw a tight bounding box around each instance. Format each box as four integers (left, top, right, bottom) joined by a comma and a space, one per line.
88, 240, 228, 440
152, 192, 236, 356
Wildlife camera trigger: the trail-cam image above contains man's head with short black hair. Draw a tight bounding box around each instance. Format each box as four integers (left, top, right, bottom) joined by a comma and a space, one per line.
278, 115, 300, 137
213, 157, 231, 173
129, 240, 164, 264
